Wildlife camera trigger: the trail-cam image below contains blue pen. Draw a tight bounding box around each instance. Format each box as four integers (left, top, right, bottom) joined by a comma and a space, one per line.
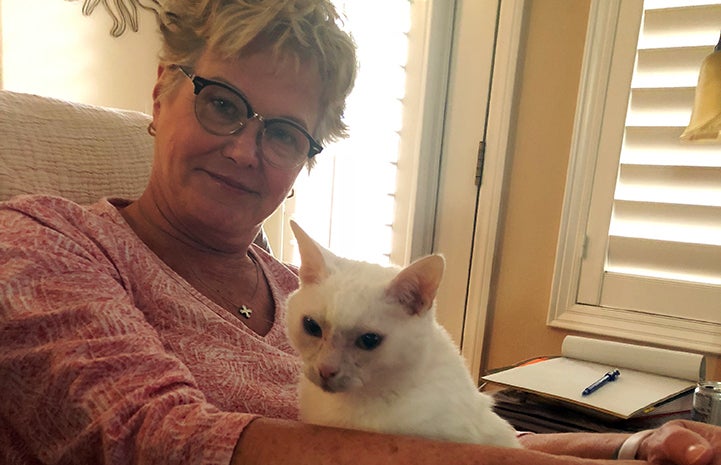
581, 369, 620, 396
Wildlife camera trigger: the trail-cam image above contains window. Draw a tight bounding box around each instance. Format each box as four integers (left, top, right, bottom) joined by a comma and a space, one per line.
549, 0, 721, 353
281, 0, 414, 266
278, 0, 454, 268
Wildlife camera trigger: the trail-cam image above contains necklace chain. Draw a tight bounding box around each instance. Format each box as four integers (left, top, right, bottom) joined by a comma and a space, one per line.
189, 255, 261, 319
234, 256, 261, 319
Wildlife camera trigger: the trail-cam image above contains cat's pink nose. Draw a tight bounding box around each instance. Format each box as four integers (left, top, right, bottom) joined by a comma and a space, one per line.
318, 365, 338, 380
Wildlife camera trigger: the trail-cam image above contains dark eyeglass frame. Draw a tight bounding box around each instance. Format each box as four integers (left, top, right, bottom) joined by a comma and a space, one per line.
174, 65, 323, 163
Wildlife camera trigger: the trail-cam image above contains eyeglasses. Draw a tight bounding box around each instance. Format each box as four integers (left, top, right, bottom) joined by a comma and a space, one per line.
175, 65, 323, 170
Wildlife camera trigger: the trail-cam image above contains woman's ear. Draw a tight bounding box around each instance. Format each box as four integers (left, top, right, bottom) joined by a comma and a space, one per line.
152, 64, 169, 119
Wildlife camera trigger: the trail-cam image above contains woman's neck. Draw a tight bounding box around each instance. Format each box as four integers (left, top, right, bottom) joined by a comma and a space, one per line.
118, 195, 276, 336
118, 197, 256, 279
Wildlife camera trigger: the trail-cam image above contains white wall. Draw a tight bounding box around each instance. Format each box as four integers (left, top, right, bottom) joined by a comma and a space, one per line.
1, 0, 159, 113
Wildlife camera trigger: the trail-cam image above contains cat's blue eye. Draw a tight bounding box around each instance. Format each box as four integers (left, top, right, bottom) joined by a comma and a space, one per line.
356, 333, 383, 351
303, 316, 322, 338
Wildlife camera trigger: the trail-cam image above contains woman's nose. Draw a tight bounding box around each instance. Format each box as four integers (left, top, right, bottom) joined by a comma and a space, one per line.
221, 119, 264, 166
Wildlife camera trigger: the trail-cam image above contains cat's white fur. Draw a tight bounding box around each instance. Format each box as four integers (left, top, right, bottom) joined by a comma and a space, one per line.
286, 221, 520, 447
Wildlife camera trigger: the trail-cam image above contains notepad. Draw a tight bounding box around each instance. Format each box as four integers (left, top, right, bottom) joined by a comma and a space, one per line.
482, 336, 705, 419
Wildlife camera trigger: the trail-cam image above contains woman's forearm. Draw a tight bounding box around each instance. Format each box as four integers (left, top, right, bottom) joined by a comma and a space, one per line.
519, 432, 629, 459
232, 417, 631, 465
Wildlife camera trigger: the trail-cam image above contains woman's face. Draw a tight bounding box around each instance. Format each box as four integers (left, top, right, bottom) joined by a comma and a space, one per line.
148, 48, 323, 250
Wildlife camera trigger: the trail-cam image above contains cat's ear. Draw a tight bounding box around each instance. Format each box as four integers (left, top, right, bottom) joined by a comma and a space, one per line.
290, 220, 329, 285
386, 254, 445, 316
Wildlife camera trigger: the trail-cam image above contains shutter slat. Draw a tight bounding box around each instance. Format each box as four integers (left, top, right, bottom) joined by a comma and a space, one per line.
616, 164, 721, 206
622, 126, 721, 166
633, 46, 711, 88
600, 272, 721, 323
607, 236, 721, 284
627, 87, 695, 125
611, 200, 721, 245
641, 4, 721, 48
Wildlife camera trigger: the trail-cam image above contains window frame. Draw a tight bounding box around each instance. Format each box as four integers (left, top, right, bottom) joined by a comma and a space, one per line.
548, 0, 721, 355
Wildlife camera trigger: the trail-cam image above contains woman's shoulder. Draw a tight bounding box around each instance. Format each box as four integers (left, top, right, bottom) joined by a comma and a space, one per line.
2, 193, 84, 213
0, 194, 137, 251
1, 194, 125, 222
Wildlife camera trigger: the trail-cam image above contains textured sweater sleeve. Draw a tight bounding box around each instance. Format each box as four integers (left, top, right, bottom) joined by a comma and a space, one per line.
0, 199, 258, 465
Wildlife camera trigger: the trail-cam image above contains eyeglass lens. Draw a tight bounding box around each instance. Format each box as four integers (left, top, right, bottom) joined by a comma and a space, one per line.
195, 83, 312, 169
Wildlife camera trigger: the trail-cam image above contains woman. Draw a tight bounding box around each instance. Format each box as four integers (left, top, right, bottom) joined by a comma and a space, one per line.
0, 1, 719, 464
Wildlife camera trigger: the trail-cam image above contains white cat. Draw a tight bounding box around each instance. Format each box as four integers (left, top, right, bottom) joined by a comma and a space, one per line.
285, 221, 520, 447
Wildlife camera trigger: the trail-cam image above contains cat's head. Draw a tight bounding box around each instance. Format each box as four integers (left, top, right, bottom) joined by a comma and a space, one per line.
285, 220, 444, 395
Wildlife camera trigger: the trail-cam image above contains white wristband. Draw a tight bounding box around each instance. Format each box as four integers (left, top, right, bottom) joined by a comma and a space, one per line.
616, 429, 654, 460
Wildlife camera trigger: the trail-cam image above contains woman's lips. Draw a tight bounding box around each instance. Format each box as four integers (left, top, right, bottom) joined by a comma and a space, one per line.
202, 169, 257, 194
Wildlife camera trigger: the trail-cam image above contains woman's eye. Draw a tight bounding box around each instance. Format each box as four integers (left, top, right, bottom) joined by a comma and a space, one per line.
198, 85, 246, 124
265, 123, 304, 149
356, 333, 383, 351
209, 98, 241, 121
302, 316, 322, 338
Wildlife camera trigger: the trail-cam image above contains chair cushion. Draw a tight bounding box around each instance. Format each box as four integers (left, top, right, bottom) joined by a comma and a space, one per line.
0, 90, 153, 204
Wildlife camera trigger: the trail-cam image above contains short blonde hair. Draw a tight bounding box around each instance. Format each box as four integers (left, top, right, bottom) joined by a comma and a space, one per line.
156, 0, 357, 146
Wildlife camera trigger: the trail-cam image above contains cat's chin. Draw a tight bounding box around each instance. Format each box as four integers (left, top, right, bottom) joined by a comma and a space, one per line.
319, 381, 340, 393
305, 373, 357, 394
312, 377, 349, 394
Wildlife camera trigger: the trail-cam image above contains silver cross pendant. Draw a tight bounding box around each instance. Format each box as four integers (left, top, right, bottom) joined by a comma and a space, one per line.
238, 305, 253, 319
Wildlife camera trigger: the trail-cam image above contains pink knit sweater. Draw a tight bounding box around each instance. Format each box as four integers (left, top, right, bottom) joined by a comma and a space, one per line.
0, 195, 301, 465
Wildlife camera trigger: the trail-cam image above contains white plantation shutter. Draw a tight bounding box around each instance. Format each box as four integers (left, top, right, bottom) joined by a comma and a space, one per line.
550, 0, 721, 353
288, 0, 408, 265
277, 0, 452, 267
591, 0, 721, 316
